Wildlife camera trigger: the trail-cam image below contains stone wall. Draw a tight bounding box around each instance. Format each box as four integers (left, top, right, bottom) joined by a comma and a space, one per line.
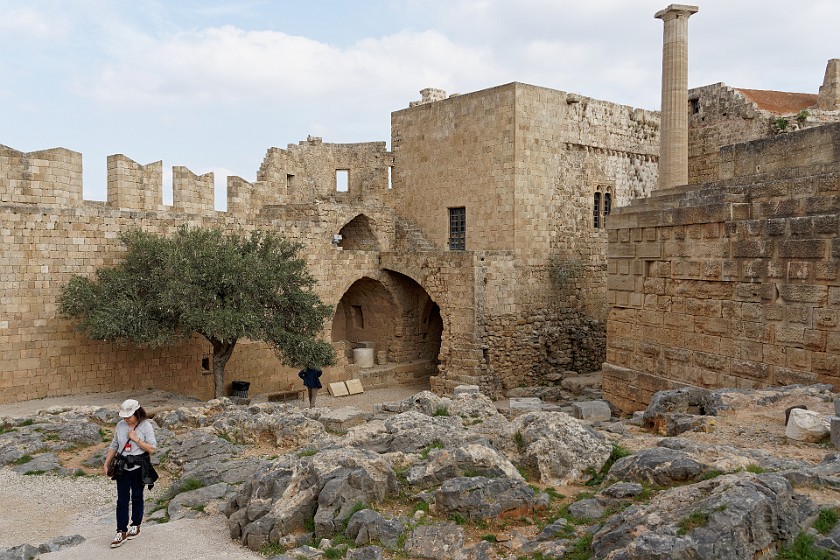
604, 123, 840, 412
390, 83, 659, 392
0, 142, 403, 404
688, 77, 840, 185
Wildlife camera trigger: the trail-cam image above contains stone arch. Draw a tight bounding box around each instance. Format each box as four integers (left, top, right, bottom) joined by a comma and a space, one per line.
337, 214, 379, 251
331, 271, 442, 385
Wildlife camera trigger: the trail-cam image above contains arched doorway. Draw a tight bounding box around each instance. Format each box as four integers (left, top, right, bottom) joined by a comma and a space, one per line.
331, 272, 443, 386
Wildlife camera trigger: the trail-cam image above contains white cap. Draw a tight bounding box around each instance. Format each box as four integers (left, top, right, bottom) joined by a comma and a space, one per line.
118, 399, 140, 418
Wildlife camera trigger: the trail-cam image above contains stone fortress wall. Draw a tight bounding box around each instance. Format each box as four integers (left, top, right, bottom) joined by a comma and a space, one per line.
390, 82, 659, 393
1, 79, 660, 404
603, 66, 840, 411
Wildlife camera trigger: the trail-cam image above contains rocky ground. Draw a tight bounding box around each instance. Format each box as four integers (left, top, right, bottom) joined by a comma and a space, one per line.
0, 382, 839, 560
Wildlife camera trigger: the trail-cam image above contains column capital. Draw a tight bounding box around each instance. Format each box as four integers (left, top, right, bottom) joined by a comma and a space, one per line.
655, 4, 699, 21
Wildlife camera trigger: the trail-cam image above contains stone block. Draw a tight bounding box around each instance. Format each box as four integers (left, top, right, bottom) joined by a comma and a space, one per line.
571, 400, 612, 422
328, 381, 349, 397
832, 417, 840, 450
509, 397, 543, 411
453, 385, 480, 396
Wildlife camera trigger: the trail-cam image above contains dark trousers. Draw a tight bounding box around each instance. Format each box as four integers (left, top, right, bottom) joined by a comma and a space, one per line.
116, 467, 144, 531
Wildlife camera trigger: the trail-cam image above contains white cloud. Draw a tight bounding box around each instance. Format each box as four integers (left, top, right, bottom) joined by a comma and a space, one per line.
78, 26, 497, 108
0, 5, 71, 40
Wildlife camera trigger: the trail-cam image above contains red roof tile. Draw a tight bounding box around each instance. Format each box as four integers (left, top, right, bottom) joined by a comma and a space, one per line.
734, 88, 818, 114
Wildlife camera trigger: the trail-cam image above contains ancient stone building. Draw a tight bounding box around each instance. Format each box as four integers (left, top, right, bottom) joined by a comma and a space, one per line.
1, 82, 658, 404
603, 59, 840, 412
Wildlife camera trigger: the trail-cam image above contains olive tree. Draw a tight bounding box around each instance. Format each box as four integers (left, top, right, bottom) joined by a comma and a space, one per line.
59, 226, 335, 398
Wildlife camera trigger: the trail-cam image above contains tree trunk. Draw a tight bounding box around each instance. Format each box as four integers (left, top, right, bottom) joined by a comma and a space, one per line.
210, 339, 237, 399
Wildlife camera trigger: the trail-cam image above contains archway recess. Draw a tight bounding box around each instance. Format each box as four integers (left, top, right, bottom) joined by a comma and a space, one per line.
331, 272, 442, 386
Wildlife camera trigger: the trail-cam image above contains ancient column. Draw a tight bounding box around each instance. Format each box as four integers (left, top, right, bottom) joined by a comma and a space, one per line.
818, 59, 840, 111
655, 4, 698, 190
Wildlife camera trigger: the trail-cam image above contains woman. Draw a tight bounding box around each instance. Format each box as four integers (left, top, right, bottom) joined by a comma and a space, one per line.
298, 365, 323, 408
103, 398, 157, 548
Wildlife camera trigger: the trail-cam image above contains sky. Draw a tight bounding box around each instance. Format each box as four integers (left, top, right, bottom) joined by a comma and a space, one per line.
2, 1, 838, 209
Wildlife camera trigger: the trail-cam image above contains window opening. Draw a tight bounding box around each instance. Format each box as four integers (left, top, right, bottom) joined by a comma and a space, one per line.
603, 192, 612, 220
286, 173, 295, 190
690, 98, 700, 114
449, 207, 466, 251
593, 192, 601, 229
388, 166, 392, 190
336, 169, 349, 192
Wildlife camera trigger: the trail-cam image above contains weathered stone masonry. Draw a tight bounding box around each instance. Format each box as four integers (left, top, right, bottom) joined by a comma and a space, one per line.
604, 123, 840, 412
2, 80, 660, 404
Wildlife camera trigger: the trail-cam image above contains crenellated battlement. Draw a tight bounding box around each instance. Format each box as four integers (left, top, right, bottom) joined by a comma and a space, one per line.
0, 138, 395, 217
0, 145, 83, 206
107, 154, 163, 211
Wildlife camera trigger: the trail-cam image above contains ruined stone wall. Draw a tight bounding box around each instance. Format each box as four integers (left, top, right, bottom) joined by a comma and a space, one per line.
604, 123, 840, 412
688, 82, 840, 185
258, 137, 393, 205
0, 142, 399, 404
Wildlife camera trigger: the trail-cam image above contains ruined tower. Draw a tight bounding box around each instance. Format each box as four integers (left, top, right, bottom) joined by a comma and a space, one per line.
655, 4, 698, 190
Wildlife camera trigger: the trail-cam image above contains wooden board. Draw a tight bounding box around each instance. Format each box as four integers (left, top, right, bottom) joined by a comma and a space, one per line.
328, 381, 349, 397
345, 379, 364, 395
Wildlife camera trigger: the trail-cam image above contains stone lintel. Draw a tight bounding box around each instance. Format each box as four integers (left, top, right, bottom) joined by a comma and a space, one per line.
655, 4, 699, 20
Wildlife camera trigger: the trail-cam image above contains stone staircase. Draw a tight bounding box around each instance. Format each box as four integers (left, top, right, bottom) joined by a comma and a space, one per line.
395, 217, 436, 252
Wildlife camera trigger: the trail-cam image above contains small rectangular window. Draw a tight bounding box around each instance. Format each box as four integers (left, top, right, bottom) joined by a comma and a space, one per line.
336, 169, 349, 192
593, 192, 601, 229
286, 173, 295, 190
449, 207, 466, 251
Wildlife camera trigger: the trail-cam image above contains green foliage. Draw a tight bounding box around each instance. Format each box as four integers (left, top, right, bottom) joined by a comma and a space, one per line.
777, 532, 832, 560
564, 533, 593, 560
517, 463, 541, 482
420, 439, 445, 459
586, 444, 632, 486
544, 487, 564, 501
514, 430, 526, 452
189, 504, 206, 513
58, 226, 335, 398
677, 511, 712, 536
450, 513, 467, 525
745, 464, 767, 474
177, 478, 205, 494
12, 454, 32, 465
796, 109, 810, 123
700, 469, 724, 481
24, 470, 46, 476
433, 406, 449, 417
258, 541, 287, 557
814, 508, 839, 534
481, 534, 498, 543
99, 427, 110, 442
297, 449, 319, 457
324, 547, 344, 559
0, 426, 16, 435
413, 500, 430, 514
304, 516, 316, 533
20, 419, 34, 426
774, 116, 790, 131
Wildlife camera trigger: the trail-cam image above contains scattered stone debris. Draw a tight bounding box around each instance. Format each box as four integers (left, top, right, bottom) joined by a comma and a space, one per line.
2, 384, 840, 559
